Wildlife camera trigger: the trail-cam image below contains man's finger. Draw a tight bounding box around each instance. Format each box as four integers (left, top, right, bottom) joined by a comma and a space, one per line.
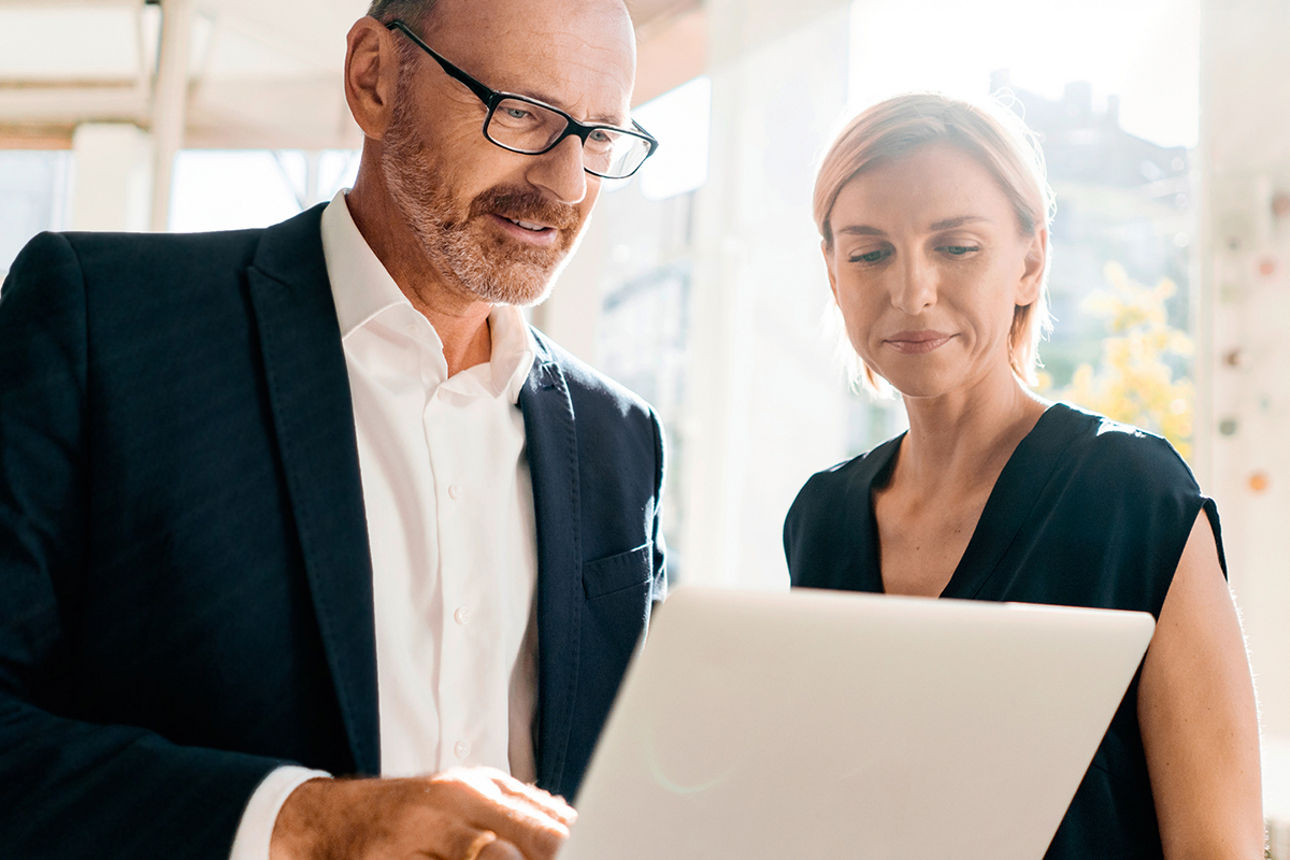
425, 768, 569, 859
443, 769, 570, 835
489, 774, 577, 827
477, 835, 525, 860
460, 829, 497, 860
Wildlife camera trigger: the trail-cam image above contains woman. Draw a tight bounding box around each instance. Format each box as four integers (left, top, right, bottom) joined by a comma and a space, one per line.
783, 93, 1264, 858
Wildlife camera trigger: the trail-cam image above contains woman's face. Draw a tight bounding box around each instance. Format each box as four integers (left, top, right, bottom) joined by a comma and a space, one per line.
823, 142, 1045, 401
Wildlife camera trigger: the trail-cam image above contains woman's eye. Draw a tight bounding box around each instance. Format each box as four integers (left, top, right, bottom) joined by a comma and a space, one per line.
939, 244, 980, 257
849, 248, 889, 264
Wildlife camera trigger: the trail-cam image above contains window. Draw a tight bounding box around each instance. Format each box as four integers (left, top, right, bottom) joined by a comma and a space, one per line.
846, 0, 1200, 456
169, 149, 359, 232
0, 150, 71, 276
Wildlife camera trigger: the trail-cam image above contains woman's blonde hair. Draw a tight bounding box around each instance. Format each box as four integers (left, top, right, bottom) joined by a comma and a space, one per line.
814, 92, 1055, 389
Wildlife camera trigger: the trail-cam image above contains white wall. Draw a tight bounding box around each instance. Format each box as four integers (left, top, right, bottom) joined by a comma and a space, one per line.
1198, 0, 1290, 819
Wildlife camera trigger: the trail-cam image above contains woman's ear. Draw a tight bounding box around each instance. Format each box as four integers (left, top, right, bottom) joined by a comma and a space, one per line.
344, 17, 402, 140
1016, 228, 1047, 306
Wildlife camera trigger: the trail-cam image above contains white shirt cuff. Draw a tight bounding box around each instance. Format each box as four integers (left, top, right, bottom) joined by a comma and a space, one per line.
228, 765, 331, 860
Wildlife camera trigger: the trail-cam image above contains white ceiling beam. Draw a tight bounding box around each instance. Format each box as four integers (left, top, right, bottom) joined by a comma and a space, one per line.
0, 0, 702, 150
0, 84, 149, 123
0, 0, 139, 6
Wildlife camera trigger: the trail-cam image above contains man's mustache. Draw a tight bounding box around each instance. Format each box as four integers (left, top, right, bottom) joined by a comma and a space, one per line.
469, 185, 580, 232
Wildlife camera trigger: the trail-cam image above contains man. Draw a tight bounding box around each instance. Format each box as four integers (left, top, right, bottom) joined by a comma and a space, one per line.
0, 0, 664, 857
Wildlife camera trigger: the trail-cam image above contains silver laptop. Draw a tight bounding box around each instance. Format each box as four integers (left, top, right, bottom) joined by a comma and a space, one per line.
560, 585, 1155, 860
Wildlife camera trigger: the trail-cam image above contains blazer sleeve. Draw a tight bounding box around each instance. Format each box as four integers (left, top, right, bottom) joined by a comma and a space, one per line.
0, 233, 282, 860
649, 405, 668, 604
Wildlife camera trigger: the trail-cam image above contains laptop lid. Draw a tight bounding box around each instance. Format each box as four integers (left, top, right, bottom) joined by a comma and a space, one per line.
560, 585, 1155, 860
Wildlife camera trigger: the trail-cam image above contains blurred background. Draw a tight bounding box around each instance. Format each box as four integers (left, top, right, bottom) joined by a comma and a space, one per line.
1, 0, 1287, 849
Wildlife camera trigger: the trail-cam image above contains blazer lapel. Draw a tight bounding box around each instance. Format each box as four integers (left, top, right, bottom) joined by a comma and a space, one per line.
519, 337, 583, 793
245, 204, 381, 776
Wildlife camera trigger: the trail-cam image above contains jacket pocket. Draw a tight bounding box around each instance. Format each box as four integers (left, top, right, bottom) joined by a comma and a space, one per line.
581, 542, 653, 600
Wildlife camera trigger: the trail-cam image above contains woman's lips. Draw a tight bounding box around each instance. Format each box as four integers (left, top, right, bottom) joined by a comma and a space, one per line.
884, 330, 954, 354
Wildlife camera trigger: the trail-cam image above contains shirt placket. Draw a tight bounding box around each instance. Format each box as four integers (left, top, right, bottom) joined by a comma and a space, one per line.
425, 381, 481, 772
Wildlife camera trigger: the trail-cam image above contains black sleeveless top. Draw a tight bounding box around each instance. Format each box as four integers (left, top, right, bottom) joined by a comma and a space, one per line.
783, 402, 1224, 859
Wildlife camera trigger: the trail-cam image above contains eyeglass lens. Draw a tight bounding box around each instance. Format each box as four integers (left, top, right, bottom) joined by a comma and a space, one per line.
488, 97, 651, 178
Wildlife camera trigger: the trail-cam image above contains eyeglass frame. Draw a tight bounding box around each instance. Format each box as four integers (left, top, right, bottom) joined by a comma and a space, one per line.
384, 18, 660, 179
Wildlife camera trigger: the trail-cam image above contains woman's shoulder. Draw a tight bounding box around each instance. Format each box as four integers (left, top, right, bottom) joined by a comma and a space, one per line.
793, 434, 902, 502
1039, 402, 1202, 506
784, 434, 901, 536
783, 434, 902, 584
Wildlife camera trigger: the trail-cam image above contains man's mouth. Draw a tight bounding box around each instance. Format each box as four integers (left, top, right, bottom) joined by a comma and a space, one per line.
505, 217, 552, 233
488, 213, 561, 247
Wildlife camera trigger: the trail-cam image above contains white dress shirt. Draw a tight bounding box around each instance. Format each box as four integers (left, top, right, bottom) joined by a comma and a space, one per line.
229, 191, 540, 858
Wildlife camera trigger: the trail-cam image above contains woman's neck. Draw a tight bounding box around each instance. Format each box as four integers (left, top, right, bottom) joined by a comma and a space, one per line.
894, 372, 1050, 493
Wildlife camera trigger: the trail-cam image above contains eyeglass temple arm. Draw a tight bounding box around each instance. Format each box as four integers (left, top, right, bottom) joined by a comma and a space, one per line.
384, 19, 496, 106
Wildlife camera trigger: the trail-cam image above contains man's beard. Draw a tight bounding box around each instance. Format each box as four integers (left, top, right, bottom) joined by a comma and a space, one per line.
379, 92, 582, 307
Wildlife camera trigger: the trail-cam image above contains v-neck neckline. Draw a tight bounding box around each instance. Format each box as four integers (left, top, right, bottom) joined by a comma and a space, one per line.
852, 402, 1081, 599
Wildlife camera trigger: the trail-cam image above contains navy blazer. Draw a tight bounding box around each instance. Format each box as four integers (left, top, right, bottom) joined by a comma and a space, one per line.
0, 204, 666, 859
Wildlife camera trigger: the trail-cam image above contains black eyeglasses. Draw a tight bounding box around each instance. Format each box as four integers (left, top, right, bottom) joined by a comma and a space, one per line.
386, 19, 659, 180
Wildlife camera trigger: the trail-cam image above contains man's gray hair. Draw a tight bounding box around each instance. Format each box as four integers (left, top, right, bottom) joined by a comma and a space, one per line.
366, 0, 440, 27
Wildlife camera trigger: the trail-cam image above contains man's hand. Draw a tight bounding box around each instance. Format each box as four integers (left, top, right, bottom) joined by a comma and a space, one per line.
269, 767, 575, 860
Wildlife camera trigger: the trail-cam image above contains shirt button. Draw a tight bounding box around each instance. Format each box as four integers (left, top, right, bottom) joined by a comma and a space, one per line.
454, 740, 471, 760
448, 484, 463, 500
453, 606, 471, 626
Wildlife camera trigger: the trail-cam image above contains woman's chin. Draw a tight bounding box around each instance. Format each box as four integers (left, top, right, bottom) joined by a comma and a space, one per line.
878, 373, 953, 401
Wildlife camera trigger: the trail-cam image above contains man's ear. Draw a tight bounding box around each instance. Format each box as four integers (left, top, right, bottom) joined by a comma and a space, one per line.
344, 17, 402, 140
1016, 228, 1047, 306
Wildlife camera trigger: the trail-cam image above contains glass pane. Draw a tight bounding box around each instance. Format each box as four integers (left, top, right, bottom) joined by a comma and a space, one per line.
0, 150, 71, 277
169, 149, 359, 232
632, 76, 710, 200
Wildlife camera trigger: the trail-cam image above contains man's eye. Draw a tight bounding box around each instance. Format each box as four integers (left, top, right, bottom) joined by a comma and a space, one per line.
504, 107, 533, 120
585, 130, 615, 152
940, 245, 980, 256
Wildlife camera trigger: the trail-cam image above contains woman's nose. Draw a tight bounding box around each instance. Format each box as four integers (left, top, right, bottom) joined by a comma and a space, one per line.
891, 256, 937, 314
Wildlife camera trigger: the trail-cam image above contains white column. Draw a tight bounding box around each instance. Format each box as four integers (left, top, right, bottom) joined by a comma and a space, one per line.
69, 123, 154, 232
150, 0, 194, 232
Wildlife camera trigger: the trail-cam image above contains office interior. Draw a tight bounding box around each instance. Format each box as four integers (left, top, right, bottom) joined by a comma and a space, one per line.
1, 0, 1287, 852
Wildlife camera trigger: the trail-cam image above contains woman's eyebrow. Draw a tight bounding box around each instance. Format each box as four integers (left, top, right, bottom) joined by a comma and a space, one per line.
835, 224, 886, 237
928, 215, 991, 230
836, 216, 993, 236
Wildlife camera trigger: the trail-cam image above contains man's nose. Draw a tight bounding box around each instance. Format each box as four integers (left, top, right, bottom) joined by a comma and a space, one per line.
526, 135, 589, 205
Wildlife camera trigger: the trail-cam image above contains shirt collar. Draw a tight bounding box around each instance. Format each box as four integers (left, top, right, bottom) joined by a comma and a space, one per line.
487, 302, 539, 404
321, 189, 409, 339
320, 190, 537, 404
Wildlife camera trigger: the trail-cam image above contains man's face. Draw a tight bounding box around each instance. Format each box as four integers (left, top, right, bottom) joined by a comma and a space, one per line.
378, 0, 636, 306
